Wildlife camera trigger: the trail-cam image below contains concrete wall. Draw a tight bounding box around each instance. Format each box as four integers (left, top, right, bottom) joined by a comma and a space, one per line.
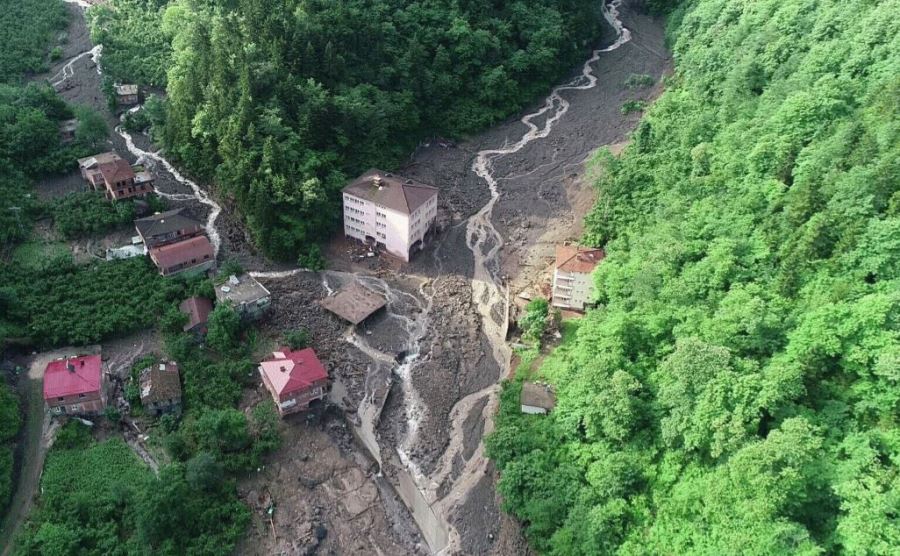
47, 384, 105, 417
343, 192, 437, 262
551, 268, 595, 311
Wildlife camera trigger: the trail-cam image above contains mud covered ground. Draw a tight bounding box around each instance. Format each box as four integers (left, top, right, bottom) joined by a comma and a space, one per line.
378, 2, 671, 552
28, 0, 671, 553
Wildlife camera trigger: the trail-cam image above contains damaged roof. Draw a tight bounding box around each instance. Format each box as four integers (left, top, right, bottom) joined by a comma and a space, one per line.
521, 382, 556, 411
135, 209, 202, 238
179, 296, 213, 332
215, 273, 270, 305
115, 84, 138, 95
140, 362, 182, 404
319, 281, 387, 325
555, 245, 605, 274
342, 169, 438, 215
98, 158, 136, 184
77, 151, 121, 169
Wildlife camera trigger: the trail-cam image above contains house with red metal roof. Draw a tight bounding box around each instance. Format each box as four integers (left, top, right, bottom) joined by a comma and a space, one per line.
43, 354, 106, 416
258, 348, 329, 417
149, 235, 215, 276
179, 296, 213, 335
551, 245, 605, 311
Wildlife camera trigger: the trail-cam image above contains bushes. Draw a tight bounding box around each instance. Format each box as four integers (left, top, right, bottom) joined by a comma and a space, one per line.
50, 192, 136, 239
206, 304, 241, 354
624, 74, 655, 89
620, 100, 646, 114
520, 298, 551, 345
0, 382, 21, 509
284, 329, 310, 350
15, 432, 249, 555
0, 257, 184, 346
0, 0, 67, 82
0, 446, 12, 512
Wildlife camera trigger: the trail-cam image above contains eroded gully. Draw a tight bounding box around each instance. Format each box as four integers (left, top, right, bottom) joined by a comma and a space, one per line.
53, 0, 631, 553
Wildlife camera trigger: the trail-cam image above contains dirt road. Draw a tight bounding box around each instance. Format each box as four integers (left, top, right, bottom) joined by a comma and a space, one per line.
37, 0, 670, 553
0, 348, 94, 556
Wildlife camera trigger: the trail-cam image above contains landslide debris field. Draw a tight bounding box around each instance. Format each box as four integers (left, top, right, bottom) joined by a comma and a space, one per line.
37, 0, 669, 553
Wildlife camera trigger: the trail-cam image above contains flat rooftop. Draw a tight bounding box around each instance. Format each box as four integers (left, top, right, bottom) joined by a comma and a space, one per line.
319, 281, 387, 325
216, 273, 270, 304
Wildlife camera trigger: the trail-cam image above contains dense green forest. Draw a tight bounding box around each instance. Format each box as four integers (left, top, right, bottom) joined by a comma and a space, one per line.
93, 0, 604, 258
488, 0, 900, 554
0, 383, 22, 510
0, 0, 67, 81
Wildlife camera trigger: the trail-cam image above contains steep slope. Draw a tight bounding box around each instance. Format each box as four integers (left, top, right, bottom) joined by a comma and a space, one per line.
488, 0, 900, 553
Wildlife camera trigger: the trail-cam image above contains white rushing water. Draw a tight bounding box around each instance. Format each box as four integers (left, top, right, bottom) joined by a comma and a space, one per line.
117, 118, 224, 256
434, 1, 632, 551
49, 45, 102, 89
54, 0, 632, 552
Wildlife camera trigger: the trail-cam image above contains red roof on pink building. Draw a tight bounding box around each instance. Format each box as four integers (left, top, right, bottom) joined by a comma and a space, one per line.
259, 348, 327, 399
43, 354, 102, 399
555, 245, 605, 274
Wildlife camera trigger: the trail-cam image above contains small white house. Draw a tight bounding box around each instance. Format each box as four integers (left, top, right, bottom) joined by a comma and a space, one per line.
551, 245, 605, 311
342, 169, 438, 262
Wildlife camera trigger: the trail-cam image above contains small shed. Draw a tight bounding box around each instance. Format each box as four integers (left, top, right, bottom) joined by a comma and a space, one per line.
520, 382, 556, 415
139, 361, 182, 416
115, 83, 139, 105
319, 281, 387, 325
59, 119, 78, 143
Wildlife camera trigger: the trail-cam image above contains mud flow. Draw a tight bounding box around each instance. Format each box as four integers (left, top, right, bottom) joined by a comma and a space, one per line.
40, 0, 669, 553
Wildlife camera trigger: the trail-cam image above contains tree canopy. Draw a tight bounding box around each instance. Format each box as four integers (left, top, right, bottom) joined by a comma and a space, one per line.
488, 0, 900, 553
96, 0, 604, 258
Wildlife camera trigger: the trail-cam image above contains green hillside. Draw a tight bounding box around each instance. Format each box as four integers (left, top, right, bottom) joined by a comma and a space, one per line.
488, 0, 900, 553
92, 0, 605, 259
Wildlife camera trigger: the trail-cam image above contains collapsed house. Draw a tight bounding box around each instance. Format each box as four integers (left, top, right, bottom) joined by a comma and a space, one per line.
139, 361, 182, 416
179, 296, 213, 336
115, 83, 139, 105
318, 280, 387, 325
520, 382, 556, 415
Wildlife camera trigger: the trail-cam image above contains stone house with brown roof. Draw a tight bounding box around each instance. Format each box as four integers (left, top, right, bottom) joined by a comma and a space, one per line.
77, 151, 154, 200
149, 235, 215, 276
139, 361, 182, 415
